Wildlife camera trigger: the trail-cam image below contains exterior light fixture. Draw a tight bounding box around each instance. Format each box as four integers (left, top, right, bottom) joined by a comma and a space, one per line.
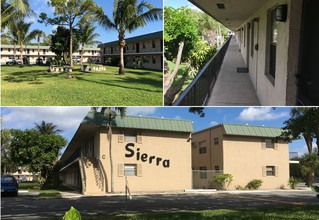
276, 4, 288, 22
217, 3, 225, 9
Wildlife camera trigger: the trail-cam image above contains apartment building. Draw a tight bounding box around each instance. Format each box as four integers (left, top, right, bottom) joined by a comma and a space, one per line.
189, 0, 319, 105
99, 31, 163, 70
192, 124, 289, 190
0, 45, 100, 64
59, 110, 193, 195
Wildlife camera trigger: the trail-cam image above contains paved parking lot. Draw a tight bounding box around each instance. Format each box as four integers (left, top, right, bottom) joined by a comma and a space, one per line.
1, 190, 318, 219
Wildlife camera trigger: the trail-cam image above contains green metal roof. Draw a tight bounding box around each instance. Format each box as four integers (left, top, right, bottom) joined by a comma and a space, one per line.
100, 31, 163, 47
223, 124, 283, 138
81, 111, 193, 133
1, 44, 99, 50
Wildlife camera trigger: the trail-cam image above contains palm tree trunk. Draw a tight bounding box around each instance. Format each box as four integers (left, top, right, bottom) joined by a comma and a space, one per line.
20, 43, 23, 66
108, 125, 114, 193
80, 43, 85, 66
70, 24, 73, 67
37, 35, 40, 59
13, 43, 16, 60
118, 35, 125, 75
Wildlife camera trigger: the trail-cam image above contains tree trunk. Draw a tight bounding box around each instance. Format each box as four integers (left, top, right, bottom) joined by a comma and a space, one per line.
80, 43, 85, 66
303, 133, 313, 154
108, 125, 114, 193
20, 43, 23, 66
164, 74, 187, 105
118, 33, 125, 75
37, 36, 40, 59
164, 41, 184, 95
70, 24, 73, 67
13, 43, 16, 60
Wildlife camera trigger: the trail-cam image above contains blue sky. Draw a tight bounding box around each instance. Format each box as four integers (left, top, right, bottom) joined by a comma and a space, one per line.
164, 0, 196, 8
24, 0, 163, 44
1, 107, 314, 156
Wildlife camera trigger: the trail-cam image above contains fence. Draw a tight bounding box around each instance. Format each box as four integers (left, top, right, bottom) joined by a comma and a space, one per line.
173, 36, 232, 106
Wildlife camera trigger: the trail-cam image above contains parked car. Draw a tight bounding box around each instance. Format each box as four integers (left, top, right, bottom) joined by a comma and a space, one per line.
1, 175, 18, 196
36, 58, 44, 65
6, 57, 17, 65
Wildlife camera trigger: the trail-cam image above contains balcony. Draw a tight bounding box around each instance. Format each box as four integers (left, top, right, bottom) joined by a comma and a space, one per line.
173, 36, 260, 106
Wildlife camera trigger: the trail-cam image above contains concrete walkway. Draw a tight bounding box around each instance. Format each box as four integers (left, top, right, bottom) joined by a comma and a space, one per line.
207, 37, 260, 106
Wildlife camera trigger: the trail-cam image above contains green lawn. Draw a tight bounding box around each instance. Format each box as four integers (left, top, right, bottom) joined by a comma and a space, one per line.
26, 205, 319, 220
1, 65, 163, 106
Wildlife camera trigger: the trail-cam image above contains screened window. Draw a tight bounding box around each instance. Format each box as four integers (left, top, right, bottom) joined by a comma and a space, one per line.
124, 130, 137, 143
200, 167, 207, 179
152, 40, 156, 48
199, 141, 206, 154
265, 139, 274, 148
266, 166, 275, 176
124, 164, 137, 176
214, 137, 219, 145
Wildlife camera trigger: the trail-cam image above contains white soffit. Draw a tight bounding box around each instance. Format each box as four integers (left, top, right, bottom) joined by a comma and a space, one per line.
188, 0, 269, 30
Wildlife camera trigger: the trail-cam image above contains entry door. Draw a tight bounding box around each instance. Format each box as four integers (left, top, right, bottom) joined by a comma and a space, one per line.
136, 43, 139, 53
246, 23, 250, 68
297, 0, 319, 105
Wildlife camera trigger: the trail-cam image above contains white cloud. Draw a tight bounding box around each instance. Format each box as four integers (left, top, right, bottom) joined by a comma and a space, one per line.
209, 121, 218, 126
126, 107, 157, 116
238, 107, 289, 121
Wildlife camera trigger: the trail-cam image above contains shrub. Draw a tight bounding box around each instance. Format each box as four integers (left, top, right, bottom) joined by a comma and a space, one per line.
235, 185, 246, 190
288, 177, 301, 189
246, 179, 263, 190
212, 173, 233, 190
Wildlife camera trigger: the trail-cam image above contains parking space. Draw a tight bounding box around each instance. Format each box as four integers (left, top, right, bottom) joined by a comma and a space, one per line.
1, 191, 318, 219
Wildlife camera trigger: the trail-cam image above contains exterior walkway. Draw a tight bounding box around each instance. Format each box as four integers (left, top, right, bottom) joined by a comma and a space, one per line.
207, 37, 260, 106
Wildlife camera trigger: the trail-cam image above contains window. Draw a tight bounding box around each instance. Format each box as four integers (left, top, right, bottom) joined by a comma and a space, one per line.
152, 40, 156, 48
266, 166, 275, 176
124, 164, 137, 176
214, 165, 220, 172
27, 49, 30, 54
214, 137, 219, 145
143, 43, 146, 49
200, 167, 207, 179
265, 139, 274, 148
43, 49, 46, 54
103, 48, 106, 54
8, 48, 11, 52
267, 8, 278, 81
152, 56, 156, 64
124, 130, 137, 143
199, 141, 206, 154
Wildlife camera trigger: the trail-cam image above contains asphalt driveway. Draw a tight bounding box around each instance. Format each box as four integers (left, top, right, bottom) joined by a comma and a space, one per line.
1, 190, 318, 219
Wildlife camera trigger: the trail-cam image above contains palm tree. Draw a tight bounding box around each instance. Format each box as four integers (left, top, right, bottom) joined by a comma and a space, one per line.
34, 121, 62, 135
1, 23, 19, 60
91, 107, 126, 193
1, 0, 35, 29
78, 23, 101, 66
34, 30, 46, 60
15, 20, 40, 66
95, 0, 162, 75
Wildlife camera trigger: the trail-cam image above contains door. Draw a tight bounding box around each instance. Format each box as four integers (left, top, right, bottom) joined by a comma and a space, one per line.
297, 0, 319, 105
246, 23, 250, 68
136, 43, 139, 53
253, 18, 259, 90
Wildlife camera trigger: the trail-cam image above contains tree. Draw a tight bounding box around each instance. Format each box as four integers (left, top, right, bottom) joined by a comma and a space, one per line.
281, 107, 319, 155
1, 22, 19, 60
35, 120, 62, 135
189, 107, 205, 117
15, 20, 40, 66
34, 30, 46, 60
1, 0, 35, 29
164, 6, 199, 102
39, 0, 97, 67
78, 23, 101, 66
95, 0, 162, 75
50, 26, 80, 62
1, 129, 16, 174
91, 107, 126, 193
300, 152, 319, 186
10, 129, 67, 181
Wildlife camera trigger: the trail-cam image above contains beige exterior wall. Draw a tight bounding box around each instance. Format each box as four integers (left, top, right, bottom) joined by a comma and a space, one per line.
223, 136, 289, 190
235, 0, 302, 105
99, 128, 192, 193
192, 125, 289, 190
0, 45, 100, 64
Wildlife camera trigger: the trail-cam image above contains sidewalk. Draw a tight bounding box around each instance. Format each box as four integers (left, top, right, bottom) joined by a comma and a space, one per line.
207, 37, 260, 106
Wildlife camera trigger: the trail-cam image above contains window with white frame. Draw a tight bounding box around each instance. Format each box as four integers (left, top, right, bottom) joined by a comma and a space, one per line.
266, 166, 275, 176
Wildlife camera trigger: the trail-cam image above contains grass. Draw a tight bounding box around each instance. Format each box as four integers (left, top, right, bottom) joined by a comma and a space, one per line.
18, 181, 64, 199
22, 205, 319, 220
1, 65, 163, 106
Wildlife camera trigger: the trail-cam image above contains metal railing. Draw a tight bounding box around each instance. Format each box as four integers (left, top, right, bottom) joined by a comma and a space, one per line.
78, 157, 86, 193
173, 36, 232, 106
97, 158, 107, 193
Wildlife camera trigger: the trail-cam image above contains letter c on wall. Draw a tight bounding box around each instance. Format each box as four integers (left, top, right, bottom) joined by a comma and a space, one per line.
102, 155, 106, 159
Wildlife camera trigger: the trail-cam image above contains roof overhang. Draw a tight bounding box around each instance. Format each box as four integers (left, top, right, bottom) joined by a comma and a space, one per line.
188, 0, 269, 30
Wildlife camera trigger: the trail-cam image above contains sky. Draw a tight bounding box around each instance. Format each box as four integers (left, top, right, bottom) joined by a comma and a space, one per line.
164, 0, 196, 9
1, 107, 315, 157
24, 0, 163, 44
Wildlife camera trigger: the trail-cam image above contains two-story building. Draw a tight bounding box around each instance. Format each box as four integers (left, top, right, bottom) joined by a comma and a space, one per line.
189, 0, 319, 105
0, 45, 100, 64
99, 31, 163, 71
192, 124, 289, 190
59, 110, 193, 195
